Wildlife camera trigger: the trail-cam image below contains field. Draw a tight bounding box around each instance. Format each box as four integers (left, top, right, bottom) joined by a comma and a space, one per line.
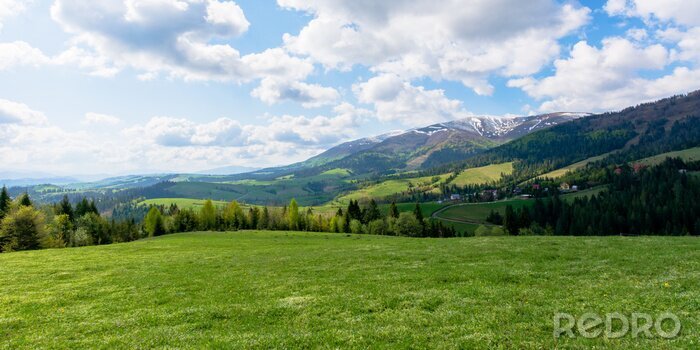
450, 162, 513, 186
435, 199, 533, 224
334, 173, 449, 204
1, 232, 698, 348
536, 153, 612, 179
635, 147, 700, 166
379, 202, 447, 217
434, 188, 607, 227
139, 198, 231, 210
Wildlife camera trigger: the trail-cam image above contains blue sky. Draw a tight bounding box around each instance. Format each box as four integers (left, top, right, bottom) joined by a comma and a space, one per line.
0, 0, 699, 176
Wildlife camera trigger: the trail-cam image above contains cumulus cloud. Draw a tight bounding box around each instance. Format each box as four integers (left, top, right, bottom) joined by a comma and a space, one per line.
0, 0, 31, 32
0, 41, 50, 71
1, 98, 370, 173
505, 2, 700, 113
605, 0, 700, 27
280, 0, 590, 94
354, 74, 468, 125
0, 99, 48, 125
507, 38, 688, 112
83, 112, 121, 125
251, 78, 340, 108
49, 0, 310, 83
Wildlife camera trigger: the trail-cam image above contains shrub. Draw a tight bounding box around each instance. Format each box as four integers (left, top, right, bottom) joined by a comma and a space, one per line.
0, 206, 47, 252
396, 212, 422, 237
349, 219, 364, 234
70, 228, 93, 247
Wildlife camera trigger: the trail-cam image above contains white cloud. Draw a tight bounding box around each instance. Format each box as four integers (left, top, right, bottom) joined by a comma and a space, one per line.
0, 0, 31, 32
507, 38, 694, 112
280, 0, 590, 94
354, 74, 468, 125
251, 78, 340, 108
83, 112, 121, 125
0, 41, 50, 71
0, 99, 48, 125
49, 0, 310, 84
605, 0, 700, 27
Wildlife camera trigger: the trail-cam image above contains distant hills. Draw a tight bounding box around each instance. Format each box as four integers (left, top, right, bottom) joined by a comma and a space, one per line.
9, 90, 700, 209
252, 112, 588, 178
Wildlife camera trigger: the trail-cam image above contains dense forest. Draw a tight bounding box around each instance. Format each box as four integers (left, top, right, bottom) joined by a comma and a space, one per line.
502, 159, 700, 236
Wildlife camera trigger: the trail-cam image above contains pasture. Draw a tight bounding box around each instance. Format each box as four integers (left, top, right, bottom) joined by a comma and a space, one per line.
0, 232, 698, 348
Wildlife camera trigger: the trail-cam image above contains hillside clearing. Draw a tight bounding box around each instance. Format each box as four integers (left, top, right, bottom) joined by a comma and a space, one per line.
634, 147, 700, 166
450, 162, 513, 186
139, 198, 231, 209
0, 232, 698, 348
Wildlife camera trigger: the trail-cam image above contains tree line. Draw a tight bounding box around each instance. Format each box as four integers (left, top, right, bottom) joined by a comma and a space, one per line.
0, 191, 140, 252
141, 198, 458, 238
500, 159, 700, 236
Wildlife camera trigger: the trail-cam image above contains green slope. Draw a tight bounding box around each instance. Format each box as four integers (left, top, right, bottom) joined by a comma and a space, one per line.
1, 232, 698, 348
450, 162, 513, 186
634, 146, 700, 166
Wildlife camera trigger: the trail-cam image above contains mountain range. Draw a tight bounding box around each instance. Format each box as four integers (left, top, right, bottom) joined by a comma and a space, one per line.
255, 112, 590, 177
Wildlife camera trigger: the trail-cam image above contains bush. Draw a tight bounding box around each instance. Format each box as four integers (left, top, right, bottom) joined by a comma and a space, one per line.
349, 219, 364, 234
0, 206, 47, 252
396, 212, 422, 237
70, 228, 93, 247
475, 225, 507, 237
368, 219, 388, 235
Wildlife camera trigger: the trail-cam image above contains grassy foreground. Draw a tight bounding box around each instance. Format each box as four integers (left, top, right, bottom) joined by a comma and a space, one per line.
1, 232, 699, 349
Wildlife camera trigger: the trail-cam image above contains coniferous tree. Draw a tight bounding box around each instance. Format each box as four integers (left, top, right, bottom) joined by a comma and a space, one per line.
364, 199, 381, 223
288, 199, 300, 230
504, 205, 519, 235
389, 201, 400, 219
19, 192, 32, 207
55, 195, 75, 221
0, 186, 10, 220
143, 207, 165, 237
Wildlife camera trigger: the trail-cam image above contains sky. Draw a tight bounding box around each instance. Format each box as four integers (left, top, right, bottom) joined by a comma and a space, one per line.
1, 0, 699, 176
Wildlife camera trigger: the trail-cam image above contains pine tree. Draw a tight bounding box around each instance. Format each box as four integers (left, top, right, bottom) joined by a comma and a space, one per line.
364, 199, 381, 223
0, 186, 10, 220
288, 199, 300, 230
504, 205, 519, 235
389, 201, 400, 219
56, 195, 74, 221
19, 192, 32, 207
143, 207, 165, 237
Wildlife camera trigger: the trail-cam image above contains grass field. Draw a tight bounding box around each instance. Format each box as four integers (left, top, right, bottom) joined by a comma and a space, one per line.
379, 202, 447, 217
450, 162, 513, 187
139, 198, 232, 210
536, 153, 613, 179
434, 188, 607, 226
1, 231, 698, 348
335, 173, 449, 204
635, 147, 700, 166
435, 199, 533, 224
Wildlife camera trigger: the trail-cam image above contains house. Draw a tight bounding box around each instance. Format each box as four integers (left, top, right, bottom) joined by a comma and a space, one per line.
571, 185, 579, 191
560, 182, 571, 191
450, 194, 461, 201
532, 184, 541, 190
480, 189, 498, 201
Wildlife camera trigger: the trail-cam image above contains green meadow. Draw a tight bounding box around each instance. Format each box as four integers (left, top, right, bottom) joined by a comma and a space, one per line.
1, 231, 698, 349
450, 162, 513, 187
